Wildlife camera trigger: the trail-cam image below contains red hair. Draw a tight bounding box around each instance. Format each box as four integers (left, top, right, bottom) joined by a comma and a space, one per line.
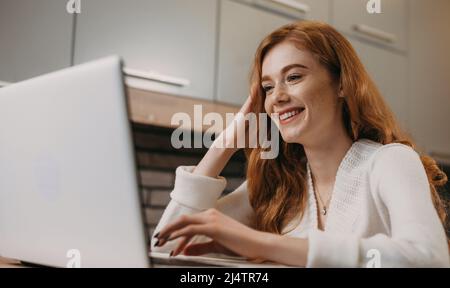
245, 21, 448, 242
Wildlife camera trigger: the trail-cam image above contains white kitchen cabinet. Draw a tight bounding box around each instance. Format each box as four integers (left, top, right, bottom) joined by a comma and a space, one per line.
408, 0, 450, 163
217, 0, 330, 105
350, 38, 408, 129
74, 0, 217, 100
0, 0, 73, 83
235, 0, 330, 22
332, 0, 408, 52
216, 0, 294, 105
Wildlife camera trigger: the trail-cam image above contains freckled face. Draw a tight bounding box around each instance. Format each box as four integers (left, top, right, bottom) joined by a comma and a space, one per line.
262, 41, 342, 144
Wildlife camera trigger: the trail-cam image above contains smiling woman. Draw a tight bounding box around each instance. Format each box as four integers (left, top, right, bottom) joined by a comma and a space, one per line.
151, 21, 450, 268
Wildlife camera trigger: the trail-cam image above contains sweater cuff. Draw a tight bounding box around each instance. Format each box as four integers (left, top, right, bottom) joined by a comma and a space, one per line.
170, 166, 227, 210
306, 229, 360, 267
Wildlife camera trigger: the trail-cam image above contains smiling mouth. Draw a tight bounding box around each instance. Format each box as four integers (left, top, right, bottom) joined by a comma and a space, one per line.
278, 108, 305, 124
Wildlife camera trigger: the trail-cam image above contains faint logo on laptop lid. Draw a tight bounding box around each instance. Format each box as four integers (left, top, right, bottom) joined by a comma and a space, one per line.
33, 155, 62, 201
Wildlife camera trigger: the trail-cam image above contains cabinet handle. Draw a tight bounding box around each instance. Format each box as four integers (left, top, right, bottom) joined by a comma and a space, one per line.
123, 67, 190, 87
353, 24, 397, 43
268, 0, 310, 13
0, 80, 11, 87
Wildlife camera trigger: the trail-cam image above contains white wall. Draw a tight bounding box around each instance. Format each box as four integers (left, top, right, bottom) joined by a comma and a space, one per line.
408, 0, 450, 161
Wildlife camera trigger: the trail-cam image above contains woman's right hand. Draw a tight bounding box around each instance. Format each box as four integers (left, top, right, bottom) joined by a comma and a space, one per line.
193, 90, 257, 178
212, 91, 256, 152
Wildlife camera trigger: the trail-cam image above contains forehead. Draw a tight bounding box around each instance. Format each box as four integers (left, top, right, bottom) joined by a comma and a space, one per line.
262, 41, 316, 77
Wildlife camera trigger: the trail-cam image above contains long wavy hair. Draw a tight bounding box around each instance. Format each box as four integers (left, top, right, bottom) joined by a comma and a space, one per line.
245, 21, 448, 241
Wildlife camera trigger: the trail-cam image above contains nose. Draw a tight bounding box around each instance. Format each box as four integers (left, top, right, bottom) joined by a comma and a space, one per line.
270, 83, 290, 107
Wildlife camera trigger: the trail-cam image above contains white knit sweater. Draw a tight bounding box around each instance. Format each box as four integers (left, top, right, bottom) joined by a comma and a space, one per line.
151, 139, 450, 267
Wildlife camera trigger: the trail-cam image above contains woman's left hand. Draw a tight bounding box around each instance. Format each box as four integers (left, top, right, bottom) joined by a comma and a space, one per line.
154, 208, 270, 260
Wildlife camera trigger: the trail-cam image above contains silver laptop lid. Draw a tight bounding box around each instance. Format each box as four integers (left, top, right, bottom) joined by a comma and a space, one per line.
0, 56, 149, 268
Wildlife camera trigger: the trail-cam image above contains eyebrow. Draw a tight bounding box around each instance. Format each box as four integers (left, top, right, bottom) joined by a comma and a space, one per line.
261, 63, 308, 82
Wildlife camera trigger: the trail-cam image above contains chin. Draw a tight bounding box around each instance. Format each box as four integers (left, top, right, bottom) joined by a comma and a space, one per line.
280, 129, 303, 144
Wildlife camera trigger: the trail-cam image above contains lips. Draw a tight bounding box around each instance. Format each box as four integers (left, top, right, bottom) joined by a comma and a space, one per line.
276, 107, 305, 124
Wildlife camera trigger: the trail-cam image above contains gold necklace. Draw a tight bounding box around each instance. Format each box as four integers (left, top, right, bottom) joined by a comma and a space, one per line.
313, 180, 332, 216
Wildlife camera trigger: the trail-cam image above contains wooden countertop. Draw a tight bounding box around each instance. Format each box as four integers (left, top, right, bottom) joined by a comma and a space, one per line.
127, 87, 240, 133
0, 257, 23, 268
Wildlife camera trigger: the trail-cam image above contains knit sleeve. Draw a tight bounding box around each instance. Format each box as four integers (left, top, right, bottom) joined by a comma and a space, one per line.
151, 166, 254, 253
307, 145, 450, 267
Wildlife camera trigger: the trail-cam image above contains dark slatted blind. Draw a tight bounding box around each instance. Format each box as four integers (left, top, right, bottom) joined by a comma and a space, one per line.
132, 123, 247, 241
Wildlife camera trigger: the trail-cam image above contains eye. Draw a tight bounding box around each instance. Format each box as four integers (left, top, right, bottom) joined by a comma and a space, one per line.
262, 85, 273, 93
287, 74, 302, 82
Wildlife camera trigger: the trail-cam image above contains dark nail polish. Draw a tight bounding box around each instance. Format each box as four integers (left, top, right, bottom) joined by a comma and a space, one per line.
154, 232, 160, 238
154, 239, 160, 247
169, 251, 173, 257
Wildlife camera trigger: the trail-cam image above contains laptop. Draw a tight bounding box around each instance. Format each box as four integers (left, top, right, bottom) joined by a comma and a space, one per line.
0, 56, 286, 268
0, 56, 152, 268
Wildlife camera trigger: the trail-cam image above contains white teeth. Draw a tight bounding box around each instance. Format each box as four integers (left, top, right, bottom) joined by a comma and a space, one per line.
279, 109, 303, 121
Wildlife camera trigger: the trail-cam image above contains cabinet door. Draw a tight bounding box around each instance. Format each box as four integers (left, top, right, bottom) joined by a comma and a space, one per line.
74, 0, 217, 100
0, 0, 73, 83
236, 0, 330, 22
408, 0, 450, 161
350, 39, 408, 129
333, 0, 407, 51
216, 0, 293, 105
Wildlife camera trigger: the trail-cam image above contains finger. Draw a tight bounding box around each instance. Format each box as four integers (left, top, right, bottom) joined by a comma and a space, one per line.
184, 241, 239, 257
166, 224, 209, 242
172, 235, 194, 257
157, 214, 206, 240
247, 84, 259, 106
238, 90, 256, 116
243, 94, 253, 108
182, 240, 218, 256
247, 257, 266, 264
240, 94, 253, 115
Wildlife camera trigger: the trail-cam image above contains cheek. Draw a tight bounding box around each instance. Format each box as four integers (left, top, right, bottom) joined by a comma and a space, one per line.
264, 98, 271, 114
309, 96, 340, 127
303, 82, 336, 112
263, 99, 280, 127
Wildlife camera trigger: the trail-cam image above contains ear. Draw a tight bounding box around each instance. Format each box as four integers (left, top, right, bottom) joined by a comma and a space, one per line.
338, 84, 344, 98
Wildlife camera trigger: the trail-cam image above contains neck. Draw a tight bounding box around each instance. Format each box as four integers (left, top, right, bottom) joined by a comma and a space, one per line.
303, 129, 353, 187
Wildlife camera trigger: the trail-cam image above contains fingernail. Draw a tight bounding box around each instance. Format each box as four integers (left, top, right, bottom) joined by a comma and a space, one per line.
154, 232, 160, 238
154, 239, 160, 247
169, 250, 173, 257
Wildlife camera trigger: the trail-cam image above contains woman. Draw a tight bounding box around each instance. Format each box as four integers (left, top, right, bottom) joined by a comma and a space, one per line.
151, 21, 449, 267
